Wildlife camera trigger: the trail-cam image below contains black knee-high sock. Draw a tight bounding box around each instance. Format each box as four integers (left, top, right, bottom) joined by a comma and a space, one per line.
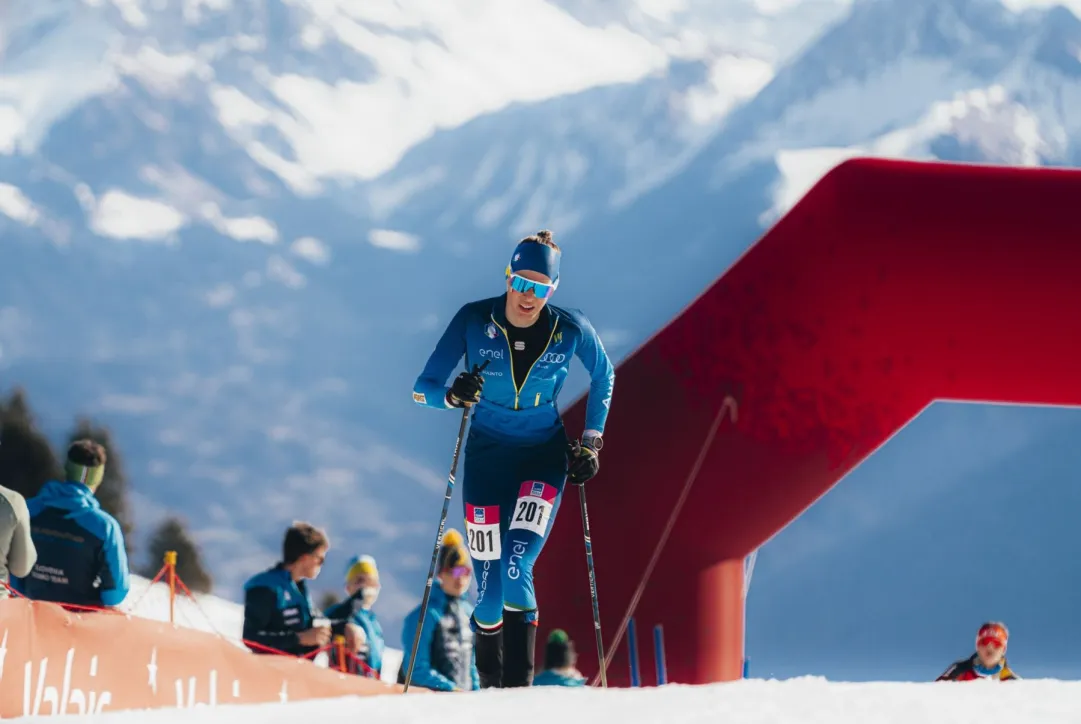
475, 621, 504, 688
502, 609, 538, 687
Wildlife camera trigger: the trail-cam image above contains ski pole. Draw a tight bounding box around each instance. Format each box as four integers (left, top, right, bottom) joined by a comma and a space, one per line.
403, 360, 488, 693
576, 460, 608, 688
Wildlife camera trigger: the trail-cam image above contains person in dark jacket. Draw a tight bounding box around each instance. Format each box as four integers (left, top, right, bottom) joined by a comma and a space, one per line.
10, 440, 129, 609
400, 529, 480, 691
324, 553, 386, 677
242, 521, 331, 657
937, 621, 1019, 681
532, 629, 586, 686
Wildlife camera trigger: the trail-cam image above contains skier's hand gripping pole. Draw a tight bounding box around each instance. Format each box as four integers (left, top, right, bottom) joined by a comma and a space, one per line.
402, 359, 489, 693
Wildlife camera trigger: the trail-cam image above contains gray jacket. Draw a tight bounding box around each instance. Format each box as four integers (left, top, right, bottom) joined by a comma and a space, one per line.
0, 485, 36, 597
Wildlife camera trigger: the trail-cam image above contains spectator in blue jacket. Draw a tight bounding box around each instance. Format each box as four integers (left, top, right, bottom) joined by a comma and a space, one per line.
242, 521, 331, 657
400, 529, 480, 691
11, 440, 129, 609
533, 629, 586, 686
324, 553, 386, 677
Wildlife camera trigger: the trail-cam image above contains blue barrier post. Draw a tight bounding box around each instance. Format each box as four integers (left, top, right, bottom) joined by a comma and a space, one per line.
627, 617, 641, 686
653, 624, 668, 685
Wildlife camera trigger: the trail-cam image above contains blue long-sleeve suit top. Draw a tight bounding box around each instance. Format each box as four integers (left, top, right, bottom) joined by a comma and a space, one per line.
413, 294, 615, 444
11, 480, 130, 607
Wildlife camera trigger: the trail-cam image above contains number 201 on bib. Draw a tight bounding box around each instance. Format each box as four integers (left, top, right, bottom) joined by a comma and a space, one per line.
466, 504, 501, 560
510, 481, 557, 537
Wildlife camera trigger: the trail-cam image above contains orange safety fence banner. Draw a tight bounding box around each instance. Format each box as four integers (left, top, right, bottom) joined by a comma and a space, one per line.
0, 598, 406, 718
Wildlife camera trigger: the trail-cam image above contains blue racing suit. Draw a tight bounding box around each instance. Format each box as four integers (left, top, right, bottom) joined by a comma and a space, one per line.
413, 294, 614, 627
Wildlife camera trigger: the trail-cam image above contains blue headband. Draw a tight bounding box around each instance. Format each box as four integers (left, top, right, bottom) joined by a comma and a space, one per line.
509, 241, 560, 283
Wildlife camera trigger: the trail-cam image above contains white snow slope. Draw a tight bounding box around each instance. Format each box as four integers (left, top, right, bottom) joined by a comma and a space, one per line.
51, 676, 1081, 723
44, 568, 1081, 724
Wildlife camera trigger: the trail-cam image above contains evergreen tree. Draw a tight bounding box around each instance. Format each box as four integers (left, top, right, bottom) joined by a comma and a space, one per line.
141, 517, 213, 594
0, 387, 61, 499
66, 418, 134, 554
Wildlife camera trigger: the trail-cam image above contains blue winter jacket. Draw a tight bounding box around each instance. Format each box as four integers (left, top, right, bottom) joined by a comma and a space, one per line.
413, 294, 615, 444
324, 593, 386, 676
10, 480, 129, 607
400, 585, 479, 691
533, 669, 587, 686
242, 563, 320, 657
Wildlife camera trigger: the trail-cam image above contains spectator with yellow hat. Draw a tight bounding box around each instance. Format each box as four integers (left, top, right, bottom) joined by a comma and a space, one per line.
399, 529, 479, 691
324, 553, 386, 677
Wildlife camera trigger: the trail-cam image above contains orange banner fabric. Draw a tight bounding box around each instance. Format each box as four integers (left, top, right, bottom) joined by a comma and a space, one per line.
0, 599, 404, 718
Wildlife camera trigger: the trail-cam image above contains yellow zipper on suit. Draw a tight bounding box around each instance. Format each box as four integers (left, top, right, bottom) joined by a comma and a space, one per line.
491, 314, 559, 410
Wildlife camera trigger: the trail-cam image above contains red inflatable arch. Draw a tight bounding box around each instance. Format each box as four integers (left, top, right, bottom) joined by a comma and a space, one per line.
535, 157, 1081, 687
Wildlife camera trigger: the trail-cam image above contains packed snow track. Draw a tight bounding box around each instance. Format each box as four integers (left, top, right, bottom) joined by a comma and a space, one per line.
57, 676, 1081, 723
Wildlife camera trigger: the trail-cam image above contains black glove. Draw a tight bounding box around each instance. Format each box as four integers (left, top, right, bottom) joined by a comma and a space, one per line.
446, 367, 485, 407
567, 437, 601, 486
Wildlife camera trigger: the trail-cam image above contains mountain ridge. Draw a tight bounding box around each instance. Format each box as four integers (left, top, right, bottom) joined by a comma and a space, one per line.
3, 1, 1081, 669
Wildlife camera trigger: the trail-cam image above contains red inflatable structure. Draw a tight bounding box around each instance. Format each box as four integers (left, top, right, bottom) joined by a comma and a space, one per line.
536, 157, 1081, 687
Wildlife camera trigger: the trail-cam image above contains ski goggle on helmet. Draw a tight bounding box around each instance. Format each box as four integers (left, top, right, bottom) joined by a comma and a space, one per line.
976, 622, 1008, 650
505, 238, 560, 299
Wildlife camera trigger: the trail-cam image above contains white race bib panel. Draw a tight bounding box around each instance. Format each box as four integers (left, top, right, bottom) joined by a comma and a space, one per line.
466, 504, 501, 561
509, 481, 557, 537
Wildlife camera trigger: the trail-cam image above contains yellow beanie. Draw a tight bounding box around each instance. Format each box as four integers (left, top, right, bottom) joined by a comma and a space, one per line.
438, 529, 470, 571
344, 554, 378, 582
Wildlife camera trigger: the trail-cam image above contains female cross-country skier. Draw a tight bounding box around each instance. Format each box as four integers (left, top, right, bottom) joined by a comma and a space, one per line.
412, 229, 615, 688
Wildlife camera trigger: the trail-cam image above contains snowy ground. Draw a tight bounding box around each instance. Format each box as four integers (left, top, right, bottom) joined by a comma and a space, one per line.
41, 574, 1081, 723
55, 676, 1081, 723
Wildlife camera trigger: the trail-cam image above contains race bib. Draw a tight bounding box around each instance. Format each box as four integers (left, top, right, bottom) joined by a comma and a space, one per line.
466, 504, 501, 561
509, 481, 557, 537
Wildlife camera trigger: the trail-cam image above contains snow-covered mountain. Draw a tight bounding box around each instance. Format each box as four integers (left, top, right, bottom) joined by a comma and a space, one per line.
3, 0, 1081, 659
0, 0, 849, 624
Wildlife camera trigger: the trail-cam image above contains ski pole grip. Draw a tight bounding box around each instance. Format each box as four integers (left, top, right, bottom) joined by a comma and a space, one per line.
472, 359, 491, 374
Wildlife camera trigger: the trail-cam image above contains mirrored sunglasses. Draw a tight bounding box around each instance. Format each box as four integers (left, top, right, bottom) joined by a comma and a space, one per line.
509, 273, 556, 299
